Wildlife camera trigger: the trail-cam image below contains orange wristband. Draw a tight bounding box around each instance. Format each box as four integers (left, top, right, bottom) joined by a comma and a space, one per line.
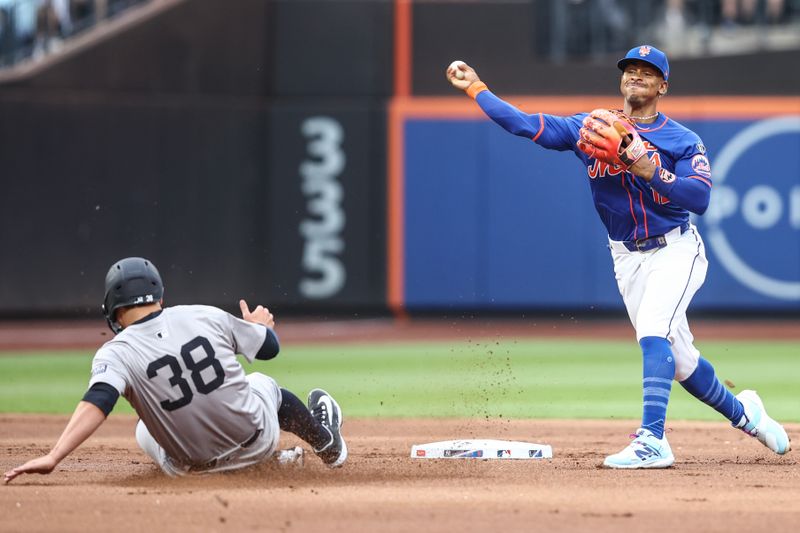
466, 81, 488, 99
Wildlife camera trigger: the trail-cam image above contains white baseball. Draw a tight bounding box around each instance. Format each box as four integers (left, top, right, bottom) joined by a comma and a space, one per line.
449, 60, 466, 80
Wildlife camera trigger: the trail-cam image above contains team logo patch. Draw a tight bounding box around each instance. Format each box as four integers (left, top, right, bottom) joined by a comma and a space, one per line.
696, 142, 706, 154
416, 450, 426, 457
91, 364, 108, 376
691, 154, 711, 177
638, 45, 651, 57
658, 168, 677, 183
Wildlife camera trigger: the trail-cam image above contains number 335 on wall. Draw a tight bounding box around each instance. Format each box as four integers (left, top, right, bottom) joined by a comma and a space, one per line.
299, 117, 347, 299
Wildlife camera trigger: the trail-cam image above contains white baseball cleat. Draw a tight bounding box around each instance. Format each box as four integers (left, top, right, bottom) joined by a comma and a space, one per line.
735, 390, 791, 455
603, 428, 675, 469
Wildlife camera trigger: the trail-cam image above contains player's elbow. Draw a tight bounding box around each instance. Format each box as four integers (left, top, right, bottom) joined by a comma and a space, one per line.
694, 191, 711, 215
507, 124, 534, 137
685, 184, 711, 215
692, 201, 709, 216
489, 113, 534, 138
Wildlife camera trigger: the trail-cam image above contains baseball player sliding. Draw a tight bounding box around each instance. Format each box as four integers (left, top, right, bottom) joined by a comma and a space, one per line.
446, 46, 791, 468
4, 257, 347, 483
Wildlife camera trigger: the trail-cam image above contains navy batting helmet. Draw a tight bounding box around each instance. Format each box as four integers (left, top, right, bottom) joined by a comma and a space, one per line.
102, 257, 164, 333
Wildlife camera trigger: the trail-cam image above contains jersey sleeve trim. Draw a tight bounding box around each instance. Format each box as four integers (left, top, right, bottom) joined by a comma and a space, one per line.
530, 113, 545, 142
688, 175, 712, 188
466, 81, 488, 99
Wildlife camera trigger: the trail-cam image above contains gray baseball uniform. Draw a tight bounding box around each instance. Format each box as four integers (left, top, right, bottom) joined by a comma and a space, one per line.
88, 305, 282, 472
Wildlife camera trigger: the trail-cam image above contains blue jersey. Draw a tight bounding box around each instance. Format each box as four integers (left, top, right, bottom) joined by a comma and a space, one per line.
474, 90, 713, 241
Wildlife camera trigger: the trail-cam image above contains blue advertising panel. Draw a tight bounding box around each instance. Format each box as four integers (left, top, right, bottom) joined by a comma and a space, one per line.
691, 117, 800, 309
402, 114, 800, 311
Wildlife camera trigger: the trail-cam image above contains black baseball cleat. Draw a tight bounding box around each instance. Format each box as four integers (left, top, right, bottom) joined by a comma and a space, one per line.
307, 388, 347, 468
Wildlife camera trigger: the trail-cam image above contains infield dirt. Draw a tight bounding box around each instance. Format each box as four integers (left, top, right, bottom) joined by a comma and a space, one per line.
1, 415, 798, 533
2, 316, 798, 532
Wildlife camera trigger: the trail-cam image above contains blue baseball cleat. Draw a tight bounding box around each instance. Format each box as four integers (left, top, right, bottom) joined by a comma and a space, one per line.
603, 428, 675, 469
735, 390, 791, 455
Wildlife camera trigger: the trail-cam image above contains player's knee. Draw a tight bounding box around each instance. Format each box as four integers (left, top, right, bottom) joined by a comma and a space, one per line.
246, 372, 278, 389
639, 336, 676, 377
639, 336, 671, 354
135, 419, 163, 464
635, 325, 669, 343
135, 419, 149, 449
246, 372, 282, 407
673, 353, 700, 382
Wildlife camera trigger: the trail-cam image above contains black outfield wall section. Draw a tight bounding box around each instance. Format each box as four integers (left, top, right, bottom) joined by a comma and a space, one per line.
0, 0, 391, 316
0, 96, 271, 314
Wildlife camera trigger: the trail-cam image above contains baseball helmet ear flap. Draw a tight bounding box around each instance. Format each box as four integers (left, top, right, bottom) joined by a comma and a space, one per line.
102, 257, 164, 333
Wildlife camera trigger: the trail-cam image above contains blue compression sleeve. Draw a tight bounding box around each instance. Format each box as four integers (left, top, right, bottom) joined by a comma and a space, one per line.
474, 90, 541, 138
648, 167, 711, 215
679, 357, 744, 425
640, 336, 675, 439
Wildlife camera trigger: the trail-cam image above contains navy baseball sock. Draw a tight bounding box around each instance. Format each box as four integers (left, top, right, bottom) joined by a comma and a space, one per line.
640, 336, 675, 440
278, 388, 331, 451
679, 357, 744, 424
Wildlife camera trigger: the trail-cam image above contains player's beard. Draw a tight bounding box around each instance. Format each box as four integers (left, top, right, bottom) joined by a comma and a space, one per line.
623, 83, 658, 109
625, 92, 651, 109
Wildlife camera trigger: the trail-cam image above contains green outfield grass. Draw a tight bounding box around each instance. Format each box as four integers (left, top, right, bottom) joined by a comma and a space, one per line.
1, 339, 798, 421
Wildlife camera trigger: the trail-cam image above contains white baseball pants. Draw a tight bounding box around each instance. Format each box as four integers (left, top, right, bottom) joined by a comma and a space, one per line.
608, 224, 709, 381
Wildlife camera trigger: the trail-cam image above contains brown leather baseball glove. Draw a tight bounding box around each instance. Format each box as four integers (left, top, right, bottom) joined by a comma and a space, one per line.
577, 109, 648, 170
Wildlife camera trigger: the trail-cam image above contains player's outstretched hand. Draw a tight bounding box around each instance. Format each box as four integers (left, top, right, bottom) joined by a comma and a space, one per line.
4, 454, 58, 484
446, 60, 479, 90
239, 299, 275, 329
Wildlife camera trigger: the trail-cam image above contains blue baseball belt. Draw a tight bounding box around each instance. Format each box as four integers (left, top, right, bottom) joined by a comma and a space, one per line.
622, 222, 690, 252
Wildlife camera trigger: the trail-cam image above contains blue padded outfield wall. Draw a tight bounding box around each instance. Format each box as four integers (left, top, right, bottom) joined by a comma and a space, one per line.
403, 115, 800, 311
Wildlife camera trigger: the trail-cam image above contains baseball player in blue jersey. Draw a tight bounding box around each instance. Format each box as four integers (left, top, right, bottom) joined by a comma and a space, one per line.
446, 46, 791, 468
4, 257, 347, 483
